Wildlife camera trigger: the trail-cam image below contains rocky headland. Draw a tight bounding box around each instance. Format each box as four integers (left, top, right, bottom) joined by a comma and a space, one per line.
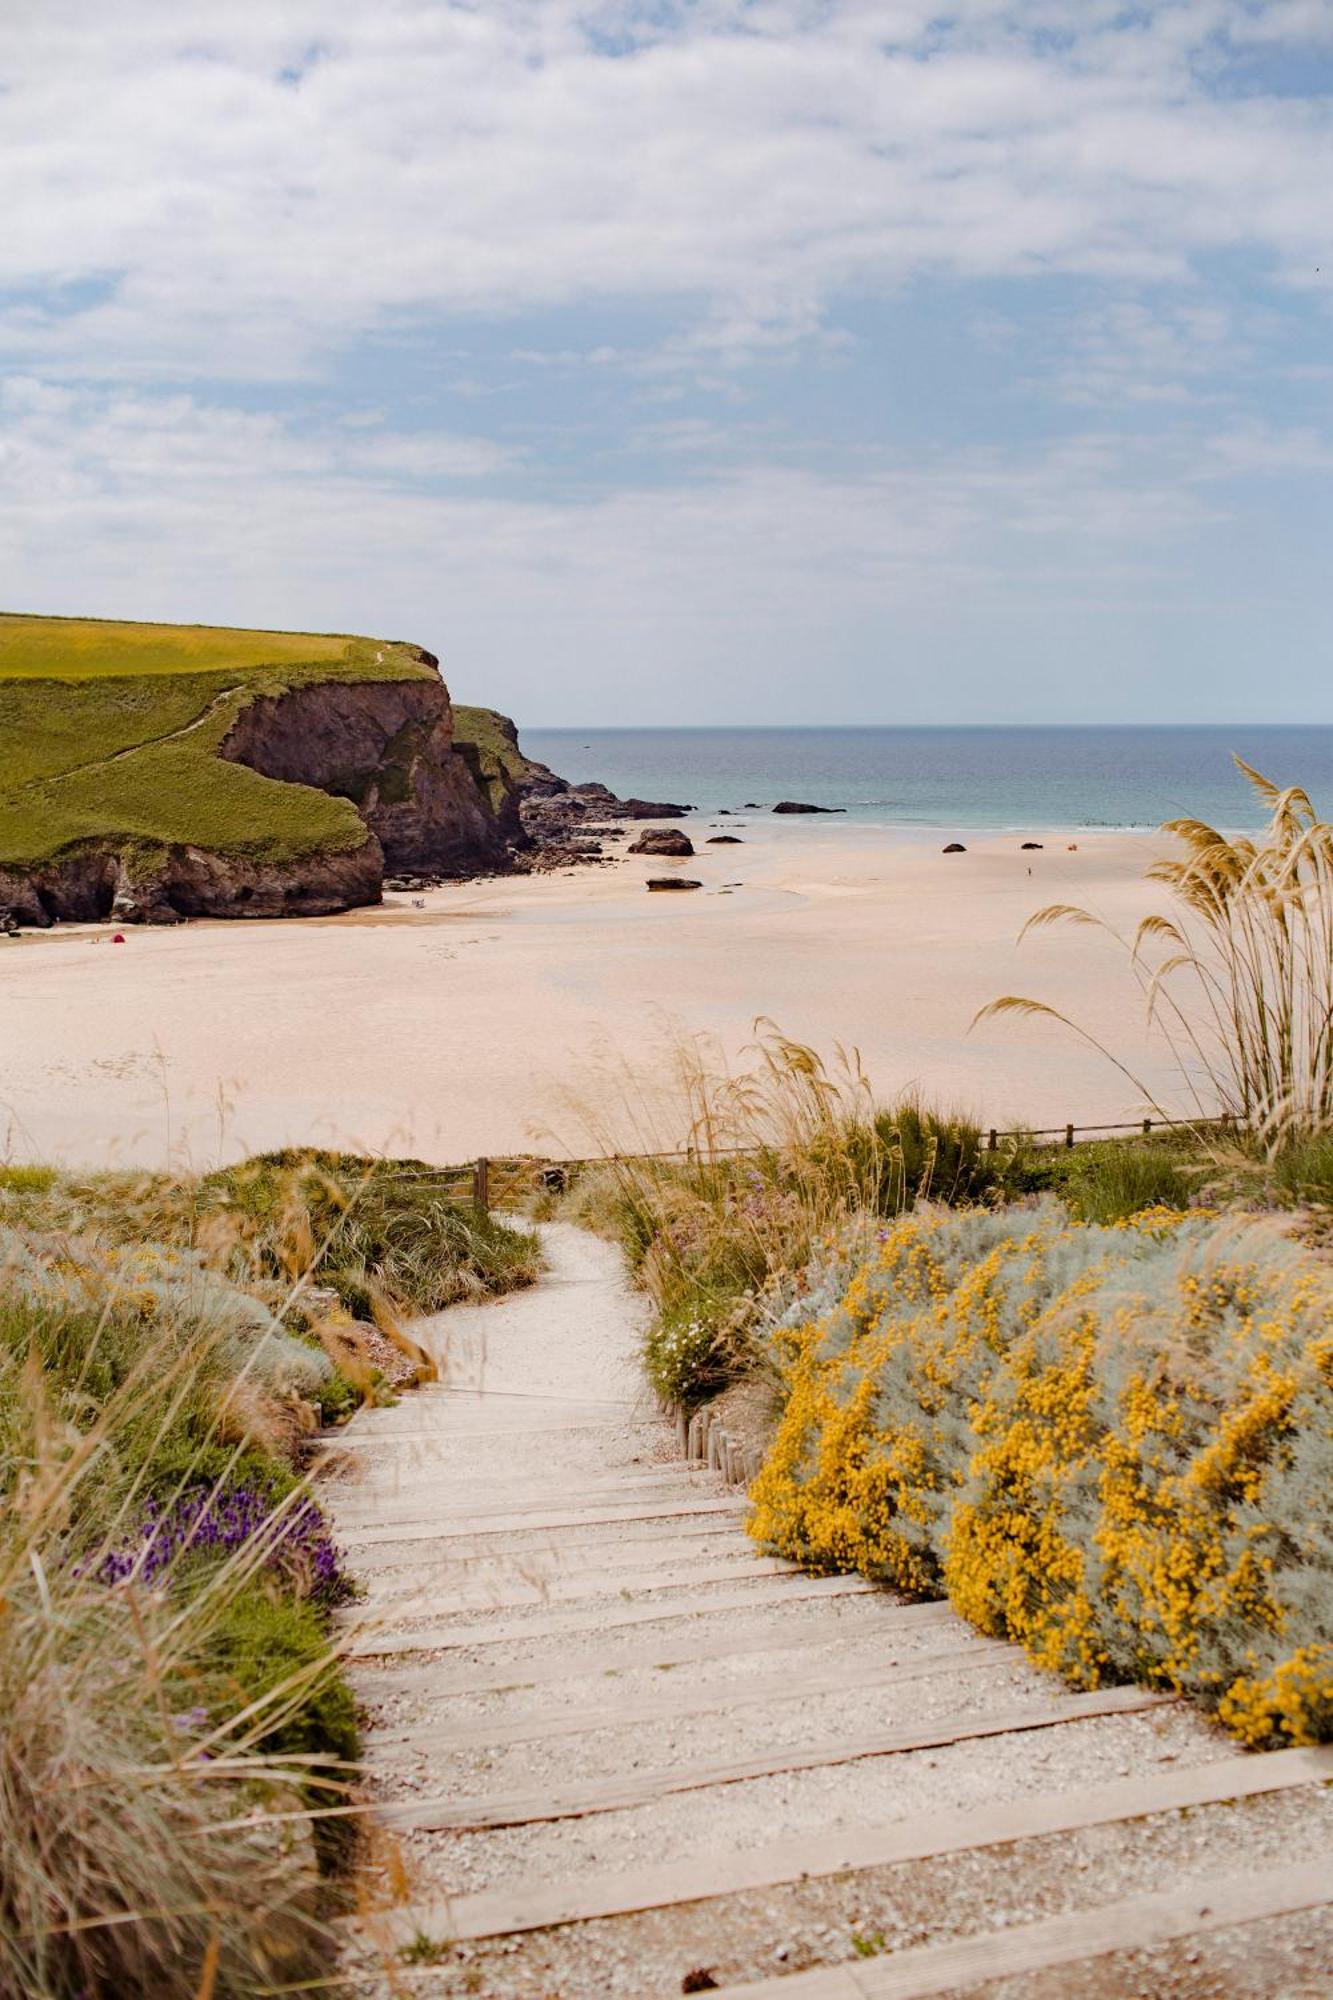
0, 617, 700, 928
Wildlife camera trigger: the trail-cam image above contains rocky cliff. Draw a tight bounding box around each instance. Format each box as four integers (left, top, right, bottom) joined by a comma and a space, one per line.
0, 634, 514, 928
219, 666, 509, 877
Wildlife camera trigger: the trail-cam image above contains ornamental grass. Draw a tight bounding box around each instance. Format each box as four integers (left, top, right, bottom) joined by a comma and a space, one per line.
979, 761, 1333, 1145
0, 1146, 537, 1995
750, 1199, 1332, 1748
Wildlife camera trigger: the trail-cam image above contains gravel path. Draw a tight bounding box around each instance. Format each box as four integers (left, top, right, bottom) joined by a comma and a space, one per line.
324, 1222, 1333, 1998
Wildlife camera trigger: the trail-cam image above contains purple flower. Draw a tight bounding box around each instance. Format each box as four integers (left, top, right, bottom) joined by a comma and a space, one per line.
90, 1484, 350, 1603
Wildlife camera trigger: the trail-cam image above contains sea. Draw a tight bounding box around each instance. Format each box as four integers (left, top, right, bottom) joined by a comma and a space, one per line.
521, 725, 1333, 834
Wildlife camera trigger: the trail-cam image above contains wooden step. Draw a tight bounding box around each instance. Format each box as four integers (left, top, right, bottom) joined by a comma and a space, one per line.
318, 1417, 661, 1447
352, 1528, 748, 1592
378, 1685, 1173, 1832
359, 1520, 738, 1572
413, 1384, 644, 1407
338, 1497, 744, 1546
718, 1848, 1333, 1997
356, 1553, 798, 1620
355, 1745, 1333, 1948
345, 1572, 885, 1657
353, 1598, 961, 1698
369, 1638, 1016, 1755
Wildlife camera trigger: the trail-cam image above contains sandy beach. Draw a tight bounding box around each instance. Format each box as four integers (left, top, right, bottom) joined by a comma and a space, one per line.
0, 821, 1185, 1171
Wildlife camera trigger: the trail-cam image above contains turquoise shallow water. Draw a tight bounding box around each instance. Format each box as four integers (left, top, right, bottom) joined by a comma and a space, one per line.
521, 726, 1333, 832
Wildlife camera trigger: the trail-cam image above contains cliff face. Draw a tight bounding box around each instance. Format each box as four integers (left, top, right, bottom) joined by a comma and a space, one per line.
0, 647, 514, 928
219, 667, 509, 876
0, 841, 383, 928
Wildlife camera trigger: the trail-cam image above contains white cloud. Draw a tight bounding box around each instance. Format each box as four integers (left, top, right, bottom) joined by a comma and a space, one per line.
0, 375, 1246, 702
1, 2, 1330, 381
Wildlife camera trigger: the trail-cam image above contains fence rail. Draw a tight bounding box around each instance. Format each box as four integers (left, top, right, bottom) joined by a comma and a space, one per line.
391, 1113, 1232, 1213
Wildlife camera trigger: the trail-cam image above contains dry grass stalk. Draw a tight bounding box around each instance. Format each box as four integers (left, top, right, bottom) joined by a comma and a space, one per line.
977, 761, 1333, 1146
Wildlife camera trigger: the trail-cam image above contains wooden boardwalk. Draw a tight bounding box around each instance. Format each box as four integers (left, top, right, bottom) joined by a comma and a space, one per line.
327, 1224, 1333, 1997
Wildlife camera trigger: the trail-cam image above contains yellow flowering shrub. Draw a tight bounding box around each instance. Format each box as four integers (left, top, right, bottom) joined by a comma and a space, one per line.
749, 1200, 1333, 1746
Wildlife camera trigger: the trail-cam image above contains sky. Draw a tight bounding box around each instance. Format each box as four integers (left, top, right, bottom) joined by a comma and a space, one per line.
2, 1, 1332, 726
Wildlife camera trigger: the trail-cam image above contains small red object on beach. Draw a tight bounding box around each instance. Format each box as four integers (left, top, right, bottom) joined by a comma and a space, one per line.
112, 933, 126, 944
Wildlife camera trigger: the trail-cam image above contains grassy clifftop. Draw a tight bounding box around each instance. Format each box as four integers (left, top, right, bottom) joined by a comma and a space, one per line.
0, 612, 438, 868
451, 701, 555, 814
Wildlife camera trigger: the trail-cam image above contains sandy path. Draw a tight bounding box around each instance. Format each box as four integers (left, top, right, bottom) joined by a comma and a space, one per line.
326, 1224, 1333, 1997
0, 826, 1197, 1169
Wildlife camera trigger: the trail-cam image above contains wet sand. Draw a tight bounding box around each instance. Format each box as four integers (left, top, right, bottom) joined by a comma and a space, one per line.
0, 822, 1183, 1169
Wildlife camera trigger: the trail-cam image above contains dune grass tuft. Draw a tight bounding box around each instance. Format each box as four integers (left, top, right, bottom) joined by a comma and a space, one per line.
0, 1145, 536, 1994
978, 761, 1333, 1147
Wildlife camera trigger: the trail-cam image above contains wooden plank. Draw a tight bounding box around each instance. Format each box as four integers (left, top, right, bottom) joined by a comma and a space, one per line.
316, 1418, 659, 1448
355, 1553, 799, 1621
370, 1639, 1016, 1755
353, 1599, 963, 1698
337, 1497, 745, 1545
327, 1473, 731, 1522
332, 1499, 736, 1540
721, 1849, 1333, 1998
326, 1457, 722, 1490
358, 1745, 1333, 1947
414, 1384, 647, 1407
345, 1572, 884, 1657
378, 1685, 1173, 1832
361, 1526, 739, 1581
355, 1519, 739, 1569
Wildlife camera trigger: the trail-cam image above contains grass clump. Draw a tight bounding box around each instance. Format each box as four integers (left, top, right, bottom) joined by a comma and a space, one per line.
0, 1145, 537, 1993
980, 760, 1333, 1146
1017, 1133, 1204, 1225
0, 1242, 348, 1995
751, 1200, 1333, 1748
199, 1148, 540, 1317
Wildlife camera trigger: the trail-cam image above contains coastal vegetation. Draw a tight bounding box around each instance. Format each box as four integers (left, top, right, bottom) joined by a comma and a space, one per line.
0, 1151, 537, 1995
0, 612, 436, 870
749, 1200, 1332, 1749
451, 702, 555, 818
980, 762, 1333, 1143
553, 773, 1333, 1751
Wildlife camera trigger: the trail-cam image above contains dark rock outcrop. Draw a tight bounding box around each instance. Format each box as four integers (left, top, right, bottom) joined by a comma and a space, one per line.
943, 842, 967, 854
620, 799, 692, 819
707, 834, 743, 844
772, 800, 845, 814
0, 839, 383, 928
629, 829, 694, 856
220, 673, 507, 877
646, 877, 701, 891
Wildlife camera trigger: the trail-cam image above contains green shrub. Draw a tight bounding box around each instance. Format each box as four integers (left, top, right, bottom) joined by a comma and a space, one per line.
1017, 1136, 1201, 1224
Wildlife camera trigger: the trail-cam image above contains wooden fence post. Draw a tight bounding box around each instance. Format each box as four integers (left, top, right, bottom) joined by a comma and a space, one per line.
472, 1156, 490, 1214
1143, 1117, 1152, 1135
987, 1129, 997, 1153
1064, 1123, 1075, 1150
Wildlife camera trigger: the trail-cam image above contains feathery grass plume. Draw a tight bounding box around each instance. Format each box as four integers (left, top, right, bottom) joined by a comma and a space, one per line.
0, 1254, 353, 1995
975, 761, 1333, 1147
0, 1143, 543, 1996
553, 1024, 1013, 1403
751, 1200, 1332, 1747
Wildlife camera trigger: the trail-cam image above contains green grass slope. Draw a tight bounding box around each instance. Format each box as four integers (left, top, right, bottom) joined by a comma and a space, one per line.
452, 702, 554, 814
0, 613, 437, 868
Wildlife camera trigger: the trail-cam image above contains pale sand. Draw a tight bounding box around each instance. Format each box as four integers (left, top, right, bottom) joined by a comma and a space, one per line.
0, 823, 1187, 1170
